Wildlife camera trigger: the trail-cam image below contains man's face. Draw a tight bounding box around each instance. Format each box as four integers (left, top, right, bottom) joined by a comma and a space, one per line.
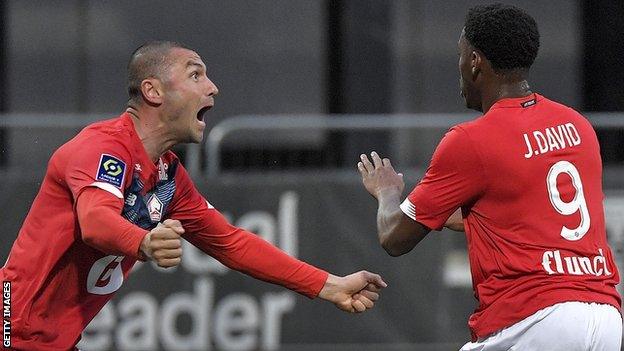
161, 48, 218, 143
458, 30, 482, 112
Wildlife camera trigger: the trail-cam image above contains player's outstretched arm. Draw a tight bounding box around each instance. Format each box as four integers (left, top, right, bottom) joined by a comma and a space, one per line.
178, 203, 387, 308
171, 162, 386, 310
318, 271, 387, 313
185, 219, 388, 309
358, 152, 430, 256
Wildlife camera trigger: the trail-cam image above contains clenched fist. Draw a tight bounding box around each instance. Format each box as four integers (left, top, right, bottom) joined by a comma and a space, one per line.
140, 219, 185, 268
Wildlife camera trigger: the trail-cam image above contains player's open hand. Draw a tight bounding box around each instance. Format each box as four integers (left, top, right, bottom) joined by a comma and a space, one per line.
358, 151, 404, 199
141, 219, 185, 268
318, 271, 387, 313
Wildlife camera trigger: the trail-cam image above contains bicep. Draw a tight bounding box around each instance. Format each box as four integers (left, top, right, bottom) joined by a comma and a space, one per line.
76, 186, 147, 258
407, 127, 485, 230
76, 186, 124, 221
65, 141, 132, 201
180, 208, 241, 255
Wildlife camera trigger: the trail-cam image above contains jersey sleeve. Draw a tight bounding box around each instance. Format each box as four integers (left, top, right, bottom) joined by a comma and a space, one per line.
64, 137, 132, 201
76, 187, 148, 259
401, 126, 487, 230
168, 164, 328, 298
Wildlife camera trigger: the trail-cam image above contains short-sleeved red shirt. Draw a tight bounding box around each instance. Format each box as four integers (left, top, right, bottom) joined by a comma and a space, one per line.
401, 94, 621, 339
1, 113, 326, 350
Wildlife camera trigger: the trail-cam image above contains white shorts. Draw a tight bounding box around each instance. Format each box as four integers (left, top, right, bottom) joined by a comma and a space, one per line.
460, 301, 622, 351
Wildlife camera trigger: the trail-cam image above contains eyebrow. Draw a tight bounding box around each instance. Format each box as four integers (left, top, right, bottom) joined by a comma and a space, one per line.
185, 61, 205, 70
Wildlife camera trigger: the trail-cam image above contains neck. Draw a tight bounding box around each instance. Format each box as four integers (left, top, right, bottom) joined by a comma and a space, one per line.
126, 107, 178, 163
481, 78, 532, 113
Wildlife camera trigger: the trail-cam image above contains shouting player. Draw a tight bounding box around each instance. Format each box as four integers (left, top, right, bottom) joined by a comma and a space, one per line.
358, 4, 621, 350
0, 41, 386, 350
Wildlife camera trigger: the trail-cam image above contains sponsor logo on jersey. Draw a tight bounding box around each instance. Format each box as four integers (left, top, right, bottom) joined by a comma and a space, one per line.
96, 154, 126, 188
147, 194, 164, 222
125, 193, 137, 206
86, 255, 125, 295
541, 248, 613, 276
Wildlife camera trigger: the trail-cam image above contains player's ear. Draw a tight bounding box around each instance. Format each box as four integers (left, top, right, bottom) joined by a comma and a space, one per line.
140, 78, 164, 105
471, 50, 482, 79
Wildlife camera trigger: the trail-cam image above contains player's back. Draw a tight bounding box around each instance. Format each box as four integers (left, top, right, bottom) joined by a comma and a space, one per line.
457, 94, 620, 338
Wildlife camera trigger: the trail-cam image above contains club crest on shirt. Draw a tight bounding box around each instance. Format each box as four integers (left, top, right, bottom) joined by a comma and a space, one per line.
122, 159, 178, 230
96, 154, 126, 188
147, 194, 163, 222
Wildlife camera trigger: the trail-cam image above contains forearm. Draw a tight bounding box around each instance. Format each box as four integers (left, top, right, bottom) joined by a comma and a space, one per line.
376, 189, 429, 256
358, 152, 429, 256
77, 187, 148, 259
187, 228, 328, 298
376, 189, 404, 245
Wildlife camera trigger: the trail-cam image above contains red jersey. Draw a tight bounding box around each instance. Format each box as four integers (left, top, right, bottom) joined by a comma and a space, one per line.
0, 113, 327, 350
401, 94, 621, 339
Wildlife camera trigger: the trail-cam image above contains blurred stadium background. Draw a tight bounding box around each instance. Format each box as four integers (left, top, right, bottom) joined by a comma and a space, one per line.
0, 1, 623, 350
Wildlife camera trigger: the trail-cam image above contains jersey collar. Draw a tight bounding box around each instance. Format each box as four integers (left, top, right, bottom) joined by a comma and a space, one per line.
120, 112, 159, 176
490, 93, 543, 110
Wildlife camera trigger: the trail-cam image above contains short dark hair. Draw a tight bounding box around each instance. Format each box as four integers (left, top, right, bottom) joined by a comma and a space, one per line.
127, 40, 191, 106
464, 3, 540, 72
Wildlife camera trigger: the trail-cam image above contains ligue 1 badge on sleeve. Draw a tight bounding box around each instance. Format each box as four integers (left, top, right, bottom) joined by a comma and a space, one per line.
96, 154, 126, 188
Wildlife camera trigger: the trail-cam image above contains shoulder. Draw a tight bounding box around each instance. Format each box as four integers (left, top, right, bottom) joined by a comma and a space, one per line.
537, 96, 595, 134
52, 115, 135, 168
67, 115, 133, 151
451, 110, 487, 136
430, 123, 484, 170
81, 115, 134, 143
441, 120, 482, 151
539, 96, 583, 117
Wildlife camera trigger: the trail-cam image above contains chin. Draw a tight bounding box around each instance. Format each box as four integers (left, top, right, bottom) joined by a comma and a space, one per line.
180, 133, 202, 144
190, 133, 204, 144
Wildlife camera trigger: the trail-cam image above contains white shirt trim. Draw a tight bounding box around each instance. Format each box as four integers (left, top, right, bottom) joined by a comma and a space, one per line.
400, 197, 416, 221
89, 181, 124, 199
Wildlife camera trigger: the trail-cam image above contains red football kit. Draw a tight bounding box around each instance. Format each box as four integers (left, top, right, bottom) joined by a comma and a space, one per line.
0, 113, 328, 350
400, 94, 621, 340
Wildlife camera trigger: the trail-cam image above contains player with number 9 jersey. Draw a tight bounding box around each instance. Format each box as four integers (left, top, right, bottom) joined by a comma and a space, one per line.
401, 93, 620, 339
358, 4, 621, 349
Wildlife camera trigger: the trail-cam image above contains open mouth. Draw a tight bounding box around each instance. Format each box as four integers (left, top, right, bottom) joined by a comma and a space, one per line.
196, 105, 212, 122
